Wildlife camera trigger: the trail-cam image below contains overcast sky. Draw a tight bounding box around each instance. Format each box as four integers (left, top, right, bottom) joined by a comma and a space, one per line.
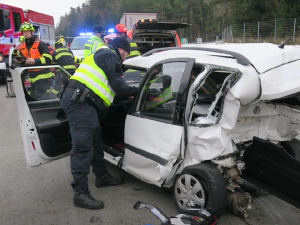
2, 0, 86, 27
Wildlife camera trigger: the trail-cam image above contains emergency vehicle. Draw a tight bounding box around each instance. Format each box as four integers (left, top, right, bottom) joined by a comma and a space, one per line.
105, 19, 190, 51
69, 33, 92, 60
0, 3, 55, 79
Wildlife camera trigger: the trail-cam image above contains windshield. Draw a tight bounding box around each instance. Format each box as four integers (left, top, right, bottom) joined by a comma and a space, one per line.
0, 8, 11, 31
70, 37, 90, 50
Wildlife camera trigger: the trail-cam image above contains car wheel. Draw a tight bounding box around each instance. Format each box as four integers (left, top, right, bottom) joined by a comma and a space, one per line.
281, 139, 300, 160
173, 161, 227, 218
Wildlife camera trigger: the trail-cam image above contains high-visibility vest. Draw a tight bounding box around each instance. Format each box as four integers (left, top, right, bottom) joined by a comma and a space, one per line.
145, 87, 173, 109
71, 46, 116, 106
53, 47, 76, 71
21, 39, 54, 83
126, 37, 140, 59
21, 40, 43, 59
74, 56, 83, 65
83, 35, 105, 58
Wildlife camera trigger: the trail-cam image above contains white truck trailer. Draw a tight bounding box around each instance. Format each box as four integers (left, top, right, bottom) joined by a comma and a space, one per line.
120, 11, 157, 30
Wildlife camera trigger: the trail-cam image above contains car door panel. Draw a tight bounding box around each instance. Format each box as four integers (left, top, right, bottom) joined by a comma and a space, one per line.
11, 65, 71, 166
124, 58, 195, 186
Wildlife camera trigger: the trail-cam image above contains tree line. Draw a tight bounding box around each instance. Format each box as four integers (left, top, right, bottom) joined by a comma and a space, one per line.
55, 0, 300, 41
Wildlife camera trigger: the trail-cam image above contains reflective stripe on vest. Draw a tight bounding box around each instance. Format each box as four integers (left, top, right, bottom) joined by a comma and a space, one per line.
127, 42, 140, 59
21, 40, 42, 58
83, 39, 105, 58
71, 46, 116, 106
29, 72, 55, 83
146, 87, 173, 109
63, 65, 76, 70
55, 52, 73, 60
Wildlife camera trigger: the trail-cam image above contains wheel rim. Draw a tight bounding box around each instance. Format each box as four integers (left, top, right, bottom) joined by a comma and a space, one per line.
174, 174, 206, 210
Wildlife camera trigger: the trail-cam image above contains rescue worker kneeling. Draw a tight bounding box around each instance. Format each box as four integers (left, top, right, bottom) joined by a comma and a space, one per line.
15, 22, 54, 100
60, 37, 137, 210
51, 41, 76, 96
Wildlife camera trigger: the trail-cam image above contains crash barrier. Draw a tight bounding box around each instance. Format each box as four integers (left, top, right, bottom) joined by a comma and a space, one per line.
134, 201, 217, 225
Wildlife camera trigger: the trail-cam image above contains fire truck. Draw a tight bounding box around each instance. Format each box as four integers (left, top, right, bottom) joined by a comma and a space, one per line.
0, 3, 55, 79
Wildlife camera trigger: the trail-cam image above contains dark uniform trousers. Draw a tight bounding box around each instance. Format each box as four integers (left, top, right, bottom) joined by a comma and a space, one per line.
60, 83, 108, 192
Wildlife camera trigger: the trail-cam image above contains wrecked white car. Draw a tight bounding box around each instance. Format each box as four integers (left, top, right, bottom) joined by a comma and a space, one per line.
11, 43, 300, 219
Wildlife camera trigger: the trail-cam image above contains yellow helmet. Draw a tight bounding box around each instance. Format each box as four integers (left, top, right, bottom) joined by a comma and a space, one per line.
20, 22, 35, 32
19, 35, 25, 43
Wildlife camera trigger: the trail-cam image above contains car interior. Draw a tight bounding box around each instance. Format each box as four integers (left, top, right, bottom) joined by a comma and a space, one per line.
190, 70, 233, 122
21, 68, 71, 157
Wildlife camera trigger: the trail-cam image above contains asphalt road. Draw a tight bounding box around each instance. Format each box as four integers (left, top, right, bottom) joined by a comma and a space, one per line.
0, 84, 300, 225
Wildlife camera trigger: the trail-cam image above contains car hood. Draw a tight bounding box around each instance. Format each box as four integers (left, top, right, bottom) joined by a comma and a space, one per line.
71, 50, 84, 59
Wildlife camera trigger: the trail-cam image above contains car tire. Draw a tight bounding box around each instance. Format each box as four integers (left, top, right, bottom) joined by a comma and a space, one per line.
281, 139, 300, 160
172, 161, 227, 218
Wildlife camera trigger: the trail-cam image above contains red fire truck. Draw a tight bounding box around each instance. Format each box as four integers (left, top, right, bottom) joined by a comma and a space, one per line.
0, 3, 55, 79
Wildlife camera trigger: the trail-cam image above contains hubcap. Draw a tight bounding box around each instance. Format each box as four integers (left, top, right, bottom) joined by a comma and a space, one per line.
174, 174, 206, 210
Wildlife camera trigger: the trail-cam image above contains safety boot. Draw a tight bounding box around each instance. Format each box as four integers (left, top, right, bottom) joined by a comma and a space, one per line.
73, 190, 104, 209
95, 173, 122, 188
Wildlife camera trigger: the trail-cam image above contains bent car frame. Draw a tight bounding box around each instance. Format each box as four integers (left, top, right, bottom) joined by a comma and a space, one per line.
11, 43, 300, 219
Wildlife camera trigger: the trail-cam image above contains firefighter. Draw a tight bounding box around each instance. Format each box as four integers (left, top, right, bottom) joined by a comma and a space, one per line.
51, 41, 76, 96
60, 37, 137, 209
115, 23, 140, 59
58, 35, 67, 47
145, 74, 173, 110
52, 41, 76, 74
83, 25, 107, 58
15, 22, 54, 100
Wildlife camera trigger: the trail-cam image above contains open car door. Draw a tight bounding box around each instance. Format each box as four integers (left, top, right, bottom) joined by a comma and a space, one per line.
123, 58, 195, 186
10, 64, 71, 166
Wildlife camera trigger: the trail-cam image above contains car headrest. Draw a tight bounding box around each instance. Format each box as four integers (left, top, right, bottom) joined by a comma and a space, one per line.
163, 75, 172, 89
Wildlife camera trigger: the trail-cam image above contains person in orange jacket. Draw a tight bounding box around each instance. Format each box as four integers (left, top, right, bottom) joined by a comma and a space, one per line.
15, 22, 54, 100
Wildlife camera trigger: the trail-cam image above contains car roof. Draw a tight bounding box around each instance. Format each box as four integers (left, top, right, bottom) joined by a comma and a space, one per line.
75, 36, 91, 38
124, 43, 300, 74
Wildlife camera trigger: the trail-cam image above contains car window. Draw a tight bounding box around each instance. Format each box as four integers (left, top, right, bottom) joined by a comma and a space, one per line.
137, 61, 187, 122
70, 37, 90, 50
123, 68, 146, 83
21, 67, 69, 101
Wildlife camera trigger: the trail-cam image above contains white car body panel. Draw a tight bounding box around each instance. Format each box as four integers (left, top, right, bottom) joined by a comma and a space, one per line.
71, 50, 84, 59
124, 115, 183, 186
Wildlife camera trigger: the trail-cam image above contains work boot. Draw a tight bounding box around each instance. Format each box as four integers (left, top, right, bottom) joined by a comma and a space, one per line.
73, 190, 104, 209
95, 173, 122, 188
